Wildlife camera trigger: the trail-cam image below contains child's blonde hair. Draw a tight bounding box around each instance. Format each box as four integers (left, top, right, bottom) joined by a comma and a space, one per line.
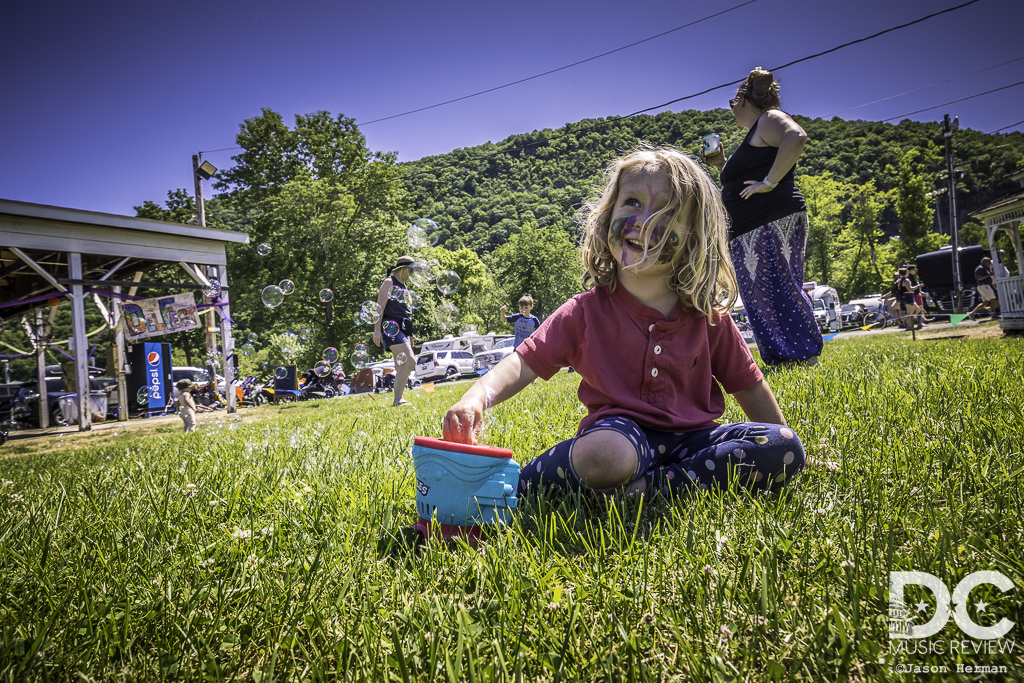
579, 143, 738, 318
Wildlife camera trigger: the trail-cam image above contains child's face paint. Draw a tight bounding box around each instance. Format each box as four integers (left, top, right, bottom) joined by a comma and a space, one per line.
608, 168, 682, 272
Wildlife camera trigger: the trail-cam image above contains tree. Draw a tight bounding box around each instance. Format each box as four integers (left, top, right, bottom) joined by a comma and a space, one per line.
890, 148, 944, 263
798, 173, 849, 286
487, 223, 584, 322
832, 180, 891, 298
133, 189, 196, 224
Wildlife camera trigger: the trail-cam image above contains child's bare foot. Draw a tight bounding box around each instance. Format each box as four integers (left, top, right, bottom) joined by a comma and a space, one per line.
807, 456, 840, 472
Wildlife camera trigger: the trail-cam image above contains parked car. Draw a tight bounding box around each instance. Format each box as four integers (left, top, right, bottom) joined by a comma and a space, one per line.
839, 303, 867, 329
414, 350, 477, 382
10, 376, 113, 427
475, 338, 516, 371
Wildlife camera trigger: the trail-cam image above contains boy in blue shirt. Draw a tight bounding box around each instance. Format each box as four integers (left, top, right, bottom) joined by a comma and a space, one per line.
500, 295, 541, 348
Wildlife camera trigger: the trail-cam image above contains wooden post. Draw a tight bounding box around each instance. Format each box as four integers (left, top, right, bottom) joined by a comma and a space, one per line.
113, 286, 129, 422
68, 252, 91, 431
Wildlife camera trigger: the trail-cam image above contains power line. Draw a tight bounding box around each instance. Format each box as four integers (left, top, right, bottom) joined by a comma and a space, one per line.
357, 0, 759, 126
990, 119, 1024, 134
402, 0, 987, 177
827, 55, 1024, 118
881, 80, 1024, 123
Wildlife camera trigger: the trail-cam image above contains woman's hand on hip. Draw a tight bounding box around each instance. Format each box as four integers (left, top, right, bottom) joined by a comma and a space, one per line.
740, 180, 773, 199
372, 330, 382, 347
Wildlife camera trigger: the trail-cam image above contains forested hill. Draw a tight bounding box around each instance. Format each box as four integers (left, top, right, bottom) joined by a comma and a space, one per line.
399, 108, 1024, 253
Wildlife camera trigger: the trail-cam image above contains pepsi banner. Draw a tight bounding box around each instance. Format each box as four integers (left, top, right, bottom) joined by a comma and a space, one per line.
121, 292, 200, 341
144, 342, 169, 410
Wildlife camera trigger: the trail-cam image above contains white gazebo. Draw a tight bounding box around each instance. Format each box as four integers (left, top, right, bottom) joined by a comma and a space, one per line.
1, 199, 249, 430
969, 166, 1024, 332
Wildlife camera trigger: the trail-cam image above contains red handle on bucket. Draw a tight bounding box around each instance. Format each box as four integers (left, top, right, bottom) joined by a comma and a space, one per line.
413, 436, 514, 460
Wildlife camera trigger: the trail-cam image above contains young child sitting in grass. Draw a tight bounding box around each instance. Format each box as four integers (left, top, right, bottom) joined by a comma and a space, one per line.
444, 144, 823, 497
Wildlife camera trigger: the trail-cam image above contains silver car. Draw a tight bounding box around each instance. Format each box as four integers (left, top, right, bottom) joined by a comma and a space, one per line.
414, 350, 477, 382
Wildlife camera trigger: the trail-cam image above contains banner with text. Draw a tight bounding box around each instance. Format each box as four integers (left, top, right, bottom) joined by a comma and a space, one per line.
121, 292, 200, 341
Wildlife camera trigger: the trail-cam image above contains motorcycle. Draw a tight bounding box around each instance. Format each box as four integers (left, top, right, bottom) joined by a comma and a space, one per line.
235, 376, 267, 407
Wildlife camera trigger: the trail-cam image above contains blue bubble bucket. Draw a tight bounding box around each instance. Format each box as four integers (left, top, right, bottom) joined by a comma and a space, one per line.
411, 437, 520, 543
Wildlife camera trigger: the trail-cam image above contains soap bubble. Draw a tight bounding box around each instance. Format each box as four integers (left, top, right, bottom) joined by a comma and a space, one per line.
261, 285, 284, 308
408, 263, 430, 289
352, 313, 364, 326
241, 343, 255, 356
360, 300, 382, 324
247, 332, 257, 342
332, 364, 345, 378
278, 332, 300, 359
279, 280, 295, 295
427, 258, 441, 271
407, 219, 438, 248
323, 347, 339, 363
412, 260, 435, 281
382, 320, 399, 337
350, 344, 369, 369
275, 366, 288, 379
196, 371, 210, 383
299, 328, 311, 341
257, 243, 271, 256
136, 386, 150, 404
434, 301, 460, 331
388, 285, 404, 301
403, 290, 423, 310
314, 361, 331, 377
395, 352, 407, 365
318, 289, 333, 303
203, 279, 221, 298
436, 270, 461, 295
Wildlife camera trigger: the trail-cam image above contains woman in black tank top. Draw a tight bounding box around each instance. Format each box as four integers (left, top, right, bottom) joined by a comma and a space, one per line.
373, 255, 418, 406
702, 67, 822, 367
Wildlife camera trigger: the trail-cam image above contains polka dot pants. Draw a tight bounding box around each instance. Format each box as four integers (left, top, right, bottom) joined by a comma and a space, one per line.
517, 416, 805, 495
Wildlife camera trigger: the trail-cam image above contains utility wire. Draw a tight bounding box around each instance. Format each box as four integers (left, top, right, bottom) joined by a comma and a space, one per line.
827, 55, 1024, 118
881, 80, 1024, 123
401, 0, 988, 177
989, 119, 1024, 134
357, 0, 759, 126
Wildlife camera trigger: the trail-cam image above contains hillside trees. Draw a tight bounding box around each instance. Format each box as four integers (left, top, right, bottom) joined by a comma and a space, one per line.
798, 173, 849, 286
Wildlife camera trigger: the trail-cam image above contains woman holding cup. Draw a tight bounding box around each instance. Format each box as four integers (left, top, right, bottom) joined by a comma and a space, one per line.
702, 67, 822, 367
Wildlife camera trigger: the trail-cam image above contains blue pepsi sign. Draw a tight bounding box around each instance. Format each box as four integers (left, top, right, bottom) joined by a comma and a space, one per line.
144, 342, 167, 410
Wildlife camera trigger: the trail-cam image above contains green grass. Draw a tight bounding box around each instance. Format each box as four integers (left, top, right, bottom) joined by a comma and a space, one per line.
1, 333, 1022, 681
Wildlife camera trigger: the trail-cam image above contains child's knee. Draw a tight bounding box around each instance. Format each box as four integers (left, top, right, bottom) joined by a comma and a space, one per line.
570, 430, 640, 490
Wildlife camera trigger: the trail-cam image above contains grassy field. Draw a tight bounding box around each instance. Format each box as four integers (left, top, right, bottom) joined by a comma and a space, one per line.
1, 330, 1022, 681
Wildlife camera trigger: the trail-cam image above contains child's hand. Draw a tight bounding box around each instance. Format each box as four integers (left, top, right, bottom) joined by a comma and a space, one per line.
443, 398, 484, 444
500, 305, 507, 313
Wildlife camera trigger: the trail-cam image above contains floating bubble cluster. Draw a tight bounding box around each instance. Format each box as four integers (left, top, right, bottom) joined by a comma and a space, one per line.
323, 347, 339, 363
332, 364, 345, 378
436, 270, 461, 295
318, 289, 333, 303
313, 361, 331, 377
388, 285, 404, 301
261, 285, 284, 308
203, 279, 221, 299
360, 300, 382, 324
279, 280, 295, 295
257, 244, 271, 256
403, 290, 423, 310
382, 320, 399, 337
350, 344, 369, 369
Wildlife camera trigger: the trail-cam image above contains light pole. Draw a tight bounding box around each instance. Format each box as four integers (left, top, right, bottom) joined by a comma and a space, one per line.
941, 114, 962, 313
192, 154, 220, 381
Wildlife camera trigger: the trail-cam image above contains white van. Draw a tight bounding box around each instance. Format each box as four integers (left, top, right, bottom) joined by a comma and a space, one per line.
803, 282, 840, 333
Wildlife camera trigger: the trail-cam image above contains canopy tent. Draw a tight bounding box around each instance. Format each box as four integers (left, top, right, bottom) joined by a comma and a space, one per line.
0, 198, 249, 430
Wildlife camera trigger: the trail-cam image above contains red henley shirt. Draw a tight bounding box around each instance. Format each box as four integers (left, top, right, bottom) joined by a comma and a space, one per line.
518, 285, 763, 434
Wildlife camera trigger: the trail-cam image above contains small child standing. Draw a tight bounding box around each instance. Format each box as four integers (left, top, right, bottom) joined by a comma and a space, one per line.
444, 145, 810, 496
500, 295, 541, 348
176, 379, 198, 433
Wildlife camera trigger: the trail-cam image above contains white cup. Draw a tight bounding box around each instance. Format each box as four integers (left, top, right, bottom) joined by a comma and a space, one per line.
702, 133, 721, 156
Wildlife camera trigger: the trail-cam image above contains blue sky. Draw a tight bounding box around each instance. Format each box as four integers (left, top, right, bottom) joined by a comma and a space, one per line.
1, 0, 1021, 216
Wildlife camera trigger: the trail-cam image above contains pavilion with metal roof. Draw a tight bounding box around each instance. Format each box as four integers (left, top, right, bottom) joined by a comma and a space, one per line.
0, 198, 249, 430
